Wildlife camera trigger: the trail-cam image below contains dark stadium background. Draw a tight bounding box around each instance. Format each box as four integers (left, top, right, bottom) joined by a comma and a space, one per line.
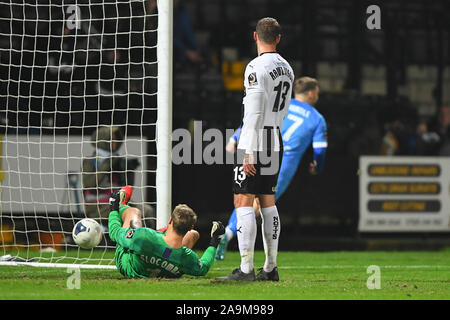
173, 0, 450, 251
1, 0, 449, 251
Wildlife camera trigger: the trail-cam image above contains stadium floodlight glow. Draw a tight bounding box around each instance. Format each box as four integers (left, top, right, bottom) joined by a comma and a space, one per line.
0, 0, 172, 268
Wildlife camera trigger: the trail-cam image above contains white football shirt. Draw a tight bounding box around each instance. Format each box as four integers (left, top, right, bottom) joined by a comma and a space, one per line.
238, 52, 294, 153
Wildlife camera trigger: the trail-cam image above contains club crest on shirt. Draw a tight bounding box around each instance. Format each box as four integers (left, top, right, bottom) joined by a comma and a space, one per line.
126, 230, 135, 238
248, 72, 258, 86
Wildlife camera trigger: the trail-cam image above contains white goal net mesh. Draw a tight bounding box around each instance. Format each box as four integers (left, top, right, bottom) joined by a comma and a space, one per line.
0, 0, 159, 266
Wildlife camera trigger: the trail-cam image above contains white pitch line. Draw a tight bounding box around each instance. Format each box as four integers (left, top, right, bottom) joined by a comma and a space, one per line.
213, 265, 450, 270
0, 261, 117, 269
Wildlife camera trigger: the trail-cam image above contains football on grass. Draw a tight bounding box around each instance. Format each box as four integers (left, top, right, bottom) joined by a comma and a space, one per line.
72, 218, 103, 249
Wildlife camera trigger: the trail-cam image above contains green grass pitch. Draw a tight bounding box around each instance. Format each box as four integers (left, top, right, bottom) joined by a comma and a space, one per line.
0, 249, 449, 300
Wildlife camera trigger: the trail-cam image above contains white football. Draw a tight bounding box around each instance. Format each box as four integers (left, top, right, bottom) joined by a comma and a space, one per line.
72, 218, 103, 249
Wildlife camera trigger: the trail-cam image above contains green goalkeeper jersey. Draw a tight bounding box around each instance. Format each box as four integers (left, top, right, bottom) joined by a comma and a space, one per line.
108, 206, 217, 278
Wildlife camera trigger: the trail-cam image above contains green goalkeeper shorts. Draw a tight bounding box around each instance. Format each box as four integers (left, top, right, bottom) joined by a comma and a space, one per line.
114, 245, 144, 278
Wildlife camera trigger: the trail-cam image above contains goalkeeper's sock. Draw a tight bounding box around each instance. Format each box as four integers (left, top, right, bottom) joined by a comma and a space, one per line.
260, 205, 280, 272
236, 206, 257, 274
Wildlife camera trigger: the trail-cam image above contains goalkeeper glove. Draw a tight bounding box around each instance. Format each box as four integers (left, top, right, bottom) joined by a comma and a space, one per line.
209, 221, 225, 248
109, 190, 124, 212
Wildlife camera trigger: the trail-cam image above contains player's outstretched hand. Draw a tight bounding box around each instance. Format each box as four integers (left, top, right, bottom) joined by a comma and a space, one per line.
209, 221, 225, 248
109, 190, 121, 212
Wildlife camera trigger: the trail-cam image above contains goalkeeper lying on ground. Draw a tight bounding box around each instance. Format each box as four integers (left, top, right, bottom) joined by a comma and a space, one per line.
108, 186, 225, 278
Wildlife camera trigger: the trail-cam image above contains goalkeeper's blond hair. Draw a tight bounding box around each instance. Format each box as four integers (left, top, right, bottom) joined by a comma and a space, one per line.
171, 204, 197, 236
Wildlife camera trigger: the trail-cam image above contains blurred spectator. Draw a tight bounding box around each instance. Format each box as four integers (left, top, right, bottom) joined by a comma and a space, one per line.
146, 0, 204, 64
82, 126, 155, 228
437, 106, 450, 135
173, 0, 203, 64
437, 106, 450, 155
412, 121, 440, 155
380, 117, 419, 156
380, 121, 400, 155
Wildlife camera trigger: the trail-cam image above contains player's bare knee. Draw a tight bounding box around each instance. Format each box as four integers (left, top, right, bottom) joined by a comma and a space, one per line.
130, 218, 143, 229
183, 230, 200, 248
122, 207, 143, 228
233, 197, 240, 208
234, 194, 254, 208
189, 230, 200, 242
258, 194, 275, 208
129, 207, 142, 218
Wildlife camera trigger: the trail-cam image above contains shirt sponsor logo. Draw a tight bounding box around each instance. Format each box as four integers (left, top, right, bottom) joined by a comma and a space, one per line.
248, 72, 258, 86
140, 254, 181, 276
125, 230, 135, 238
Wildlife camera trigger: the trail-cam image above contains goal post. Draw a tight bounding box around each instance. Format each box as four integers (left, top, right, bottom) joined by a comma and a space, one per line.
156, 0, 173, 230
0, 0, 173, 268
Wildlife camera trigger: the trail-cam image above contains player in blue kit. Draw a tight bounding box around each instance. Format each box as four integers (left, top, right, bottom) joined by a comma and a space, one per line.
216, 76, 327, 261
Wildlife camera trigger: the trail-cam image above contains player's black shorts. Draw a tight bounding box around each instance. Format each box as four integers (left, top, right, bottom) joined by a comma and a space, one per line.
232, 149, 283, 195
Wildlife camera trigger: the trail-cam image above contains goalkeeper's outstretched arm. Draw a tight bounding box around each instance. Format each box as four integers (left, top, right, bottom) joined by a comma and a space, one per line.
108, 209, 123, 243
181, 221, 225, 276
181, 247, 216, 277
108, 190, 124, 242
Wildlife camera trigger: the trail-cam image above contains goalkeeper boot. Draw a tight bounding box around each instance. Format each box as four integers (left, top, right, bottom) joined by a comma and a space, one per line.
216, 268, 255, 281
255, 267, 279, 281
119, 185, 133, 206
214, 232, 228, 261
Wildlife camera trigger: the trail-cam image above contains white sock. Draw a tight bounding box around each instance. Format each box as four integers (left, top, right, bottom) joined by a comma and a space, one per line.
260, 205, 280, 272
236, 206, 256, 273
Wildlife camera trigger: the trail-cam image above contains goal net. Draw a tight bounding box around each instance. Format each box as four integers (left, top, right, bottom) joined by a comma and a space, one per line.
0, 0, 172, 268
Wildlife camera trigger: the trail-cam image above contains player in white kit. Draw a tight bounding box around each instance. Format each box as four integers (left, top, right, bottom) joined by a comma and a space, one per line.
217, 17, 294, 281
